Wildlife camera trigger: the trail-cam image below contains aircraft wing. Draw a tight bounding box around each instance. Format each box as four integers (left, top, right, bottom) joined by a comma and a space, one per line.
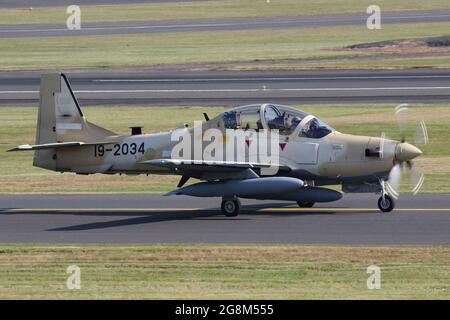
142, 159, 291, 187
141, 158, 289, 173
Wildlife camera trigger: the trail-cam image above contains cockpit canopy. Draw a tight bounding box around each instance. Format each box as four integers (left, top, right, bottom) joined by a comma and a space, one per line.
221, 103, 334, 138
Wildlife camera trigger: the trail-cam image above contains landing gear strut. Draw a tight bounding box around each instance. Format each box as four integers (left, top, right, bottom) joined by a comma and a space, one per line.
377, 180, 395, 213
221, 197, 241, 217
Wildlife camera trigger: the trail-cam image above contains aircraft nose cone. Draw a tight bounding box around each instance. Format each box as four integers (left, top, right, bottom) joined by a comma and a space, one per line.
395, 142, 422, 161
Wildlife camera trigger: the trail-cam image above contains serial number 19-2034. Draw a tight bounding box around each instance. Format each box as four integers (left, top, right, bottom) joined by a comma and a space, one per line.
94, 142, 145, 157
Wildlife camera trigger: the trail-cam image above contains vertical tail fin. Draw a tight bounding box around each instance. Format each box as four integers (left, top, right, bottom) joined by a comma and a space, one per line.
33, 73, 116, 170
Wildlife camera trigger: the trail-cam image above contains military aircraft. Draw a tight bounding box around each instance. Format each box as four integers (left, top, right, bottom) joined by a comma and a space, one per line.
9, 73, 426, 216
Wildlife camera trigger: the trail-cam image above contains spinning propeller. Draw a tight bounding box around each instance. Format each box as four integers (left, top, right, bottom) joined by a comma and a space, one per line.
381, 104, 428, 198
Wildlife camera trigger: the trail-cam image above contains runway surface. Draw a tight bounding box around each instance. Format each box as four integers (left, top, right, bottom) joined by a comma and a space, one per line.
0, 194, 449, 244
1, 69, 450, 105
1, 10, 449, 38
0, 0, 196, 8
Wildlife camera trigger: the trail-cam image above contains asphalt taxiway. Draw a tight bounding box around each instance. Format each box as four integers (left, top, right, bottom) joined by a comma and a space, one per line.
0, 194, 449, 244
0, 0, 195, 8
2, 10, 449, 38
1, 68, 450, 105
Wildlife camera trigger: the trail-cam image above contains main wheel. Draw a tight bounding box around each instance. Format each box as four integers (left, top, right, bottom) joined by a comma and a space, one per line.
221, 198, 241, 217
297, 201, 315, 208
377, 195, 395, 213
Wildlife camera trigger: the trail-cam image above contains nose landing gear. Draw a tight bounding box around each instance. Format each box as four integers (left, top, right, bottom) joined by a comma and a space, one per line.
378, 180, 395, 213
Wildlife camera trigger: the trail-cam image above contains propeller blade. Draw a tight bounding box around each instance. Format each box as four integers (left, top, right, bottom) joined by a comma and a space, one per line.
387, 163, 402, 197
379, 132, 386, 159
405, 160, 413, 170
394, 104, 409, 143
409, 164, 425, 195
413, 119, 429, 145
385, 183, 399, 199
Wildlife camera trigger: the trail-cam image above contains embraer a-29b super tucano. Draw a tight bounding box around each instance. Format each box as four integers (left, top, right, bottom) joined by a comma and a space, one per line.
9, 74, 425, 216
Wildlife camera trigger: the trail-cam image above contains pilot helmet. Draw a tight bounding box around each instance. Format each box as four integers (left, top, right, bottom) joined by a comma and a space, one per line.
291, 116, 301, 128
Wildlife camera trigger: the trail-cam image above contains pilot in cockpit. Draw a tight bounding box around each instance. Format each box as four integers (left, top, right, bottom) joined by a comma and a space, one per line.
290, 116, 301, 131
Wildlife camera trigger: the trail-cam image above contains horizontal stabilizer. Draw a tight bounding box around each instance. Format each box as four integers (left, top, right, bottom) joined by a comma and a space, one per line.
7, 141, 117, 152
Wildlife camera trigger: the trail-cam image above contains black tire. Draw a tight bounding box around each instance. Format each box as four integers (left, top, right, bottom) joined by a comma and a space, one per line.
377, 195, 395, 213
297, 201, 315, 208
221, 198, 241, 217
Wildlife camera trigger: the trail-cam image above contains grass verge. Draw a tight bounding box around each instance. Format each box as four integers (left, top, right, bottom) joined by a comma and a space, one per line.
212, 55, 450, 71
1, 22, 450, 71
0, 244, 448, 299
0, 104, 449, 193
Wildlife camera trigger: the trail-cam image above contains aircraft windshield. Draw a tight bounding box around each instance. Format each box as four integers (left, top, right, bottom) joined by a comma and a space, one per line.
299, 117, 333, 138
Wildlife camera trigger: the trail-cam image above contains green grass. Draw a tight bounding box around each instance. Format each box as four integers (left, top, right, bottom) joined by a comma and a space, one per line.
1, 104, 449, 193
1, 22, 450, 71
1, 0, 449, 25
0, 244, 448, 299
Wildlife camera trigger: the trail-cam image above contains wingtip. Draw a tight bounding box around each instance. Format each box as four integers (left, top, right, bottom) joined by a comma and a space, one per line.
6, 144, 31, 152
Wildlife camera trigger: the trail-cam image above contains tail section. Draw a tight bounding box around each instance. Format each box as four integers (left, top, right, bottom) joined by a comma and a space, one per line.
33, 73, 116, 170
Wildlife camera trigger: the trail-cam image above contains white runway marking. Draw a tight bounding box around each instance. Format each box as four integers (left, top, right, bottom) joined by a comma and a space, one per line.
0, 91, 38, 93
92, 75, 450, 82
1, 19, 336, 34
2, 87, 450, 95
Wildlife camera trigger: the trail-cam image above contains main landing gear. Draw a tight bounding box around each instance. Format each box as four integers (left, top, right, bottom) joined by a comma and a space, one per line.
377, 180, 395, 213
221, 197, 241, 217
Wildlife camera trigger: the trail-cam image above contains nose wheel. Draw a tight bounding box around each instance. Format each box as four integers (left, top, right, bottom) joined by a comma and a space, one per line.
221, 198, 241, 217
378, 194, 395, 212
